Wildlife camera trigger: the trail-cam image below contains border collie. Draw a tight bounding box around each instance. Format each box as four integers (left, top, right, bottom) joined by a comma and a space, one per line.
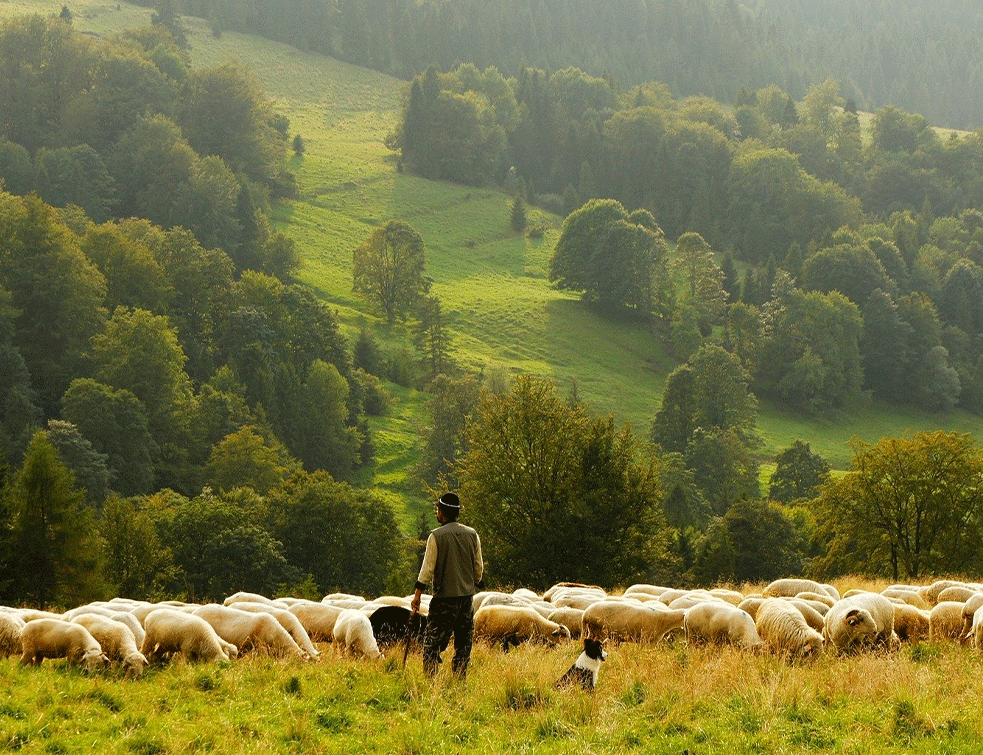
555, 636, 607, 691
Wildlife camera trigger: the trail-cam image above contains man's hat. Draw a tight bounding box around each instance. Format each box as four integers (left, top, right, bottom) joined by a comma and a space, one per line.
437, 492, 461, 510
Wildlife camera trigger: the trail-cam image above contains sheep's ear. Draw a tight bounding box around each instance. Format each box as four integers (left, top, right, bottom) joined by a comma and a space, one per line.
846, 609, 861, 626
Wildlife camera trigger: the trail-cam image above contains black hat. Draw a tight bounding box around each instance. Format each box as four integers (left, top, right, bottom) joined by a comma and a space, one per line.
437, 492, 461, 510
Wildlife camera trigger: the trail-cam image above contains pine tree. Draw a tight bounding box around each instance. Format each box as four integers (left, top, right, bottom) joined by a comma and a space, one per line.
510, 195, 527, 233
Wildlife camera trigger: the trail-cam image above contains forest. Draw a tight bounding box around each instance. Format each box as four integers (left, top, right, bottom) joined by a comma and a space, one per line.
165, 0, 983, 130
2, 5, 983, 608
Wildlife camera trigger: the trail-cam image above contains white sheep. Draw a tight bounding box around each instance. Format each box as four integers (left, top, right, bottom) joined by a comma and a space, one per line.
332, 608, 383, 659
220, 602, 319, 660
684, 602, 763, 650
474, 605, 571, 650
70, 613, 148, 676
929, 601, 965, 641
622, 584, 671, 599
141, 608, 233, 663
893, 603, 931, 643
288, 602, 345, 642
936, 586, 977, 604
192, 604, 305, 659
823, 596, 884, 653
755, 598, 824, 659
546, 607, 585, 640
0, 612, 25, 657
959, 593, 983, 642
763, 579, 838, 601
581, 601, 685, 643
21, 618, 107, 671
918, 580, 965, 607
967, 606, 983, 649
786, 599, 827, 633
794, 591, 836, 609
549, 590, 605, 611
708, 588, 746, 606
223, 591, 289, 609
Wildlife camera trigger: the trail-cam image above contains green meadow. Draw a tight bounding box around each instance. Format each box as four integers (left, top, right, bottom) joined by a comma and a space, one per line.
5, 0, 983, 524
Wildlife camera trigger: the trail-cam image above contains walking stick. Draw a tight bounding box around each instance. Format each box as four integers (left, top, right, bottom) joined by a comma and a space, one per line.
401, 607, 418, 669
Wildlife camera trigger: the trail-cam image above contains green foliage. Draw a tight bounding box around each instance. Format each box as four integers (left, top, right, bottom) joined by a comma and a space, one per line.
99, 493, 170, 598
768, 440, 831, 504
510, 195, 527, 233
205, 425, 298, 495
458, 375, 671, 589
7, 430, 104, 607
417, 373, 481, 490
268, 471, 407, 596
352, 220, 430, 324
693, 499, 805, 584
813, 431, 983, 579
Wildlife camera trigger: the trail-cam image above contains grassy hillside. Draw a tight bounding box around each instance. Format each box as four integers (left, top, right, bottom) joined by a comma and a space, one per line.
5, 0, 983, 527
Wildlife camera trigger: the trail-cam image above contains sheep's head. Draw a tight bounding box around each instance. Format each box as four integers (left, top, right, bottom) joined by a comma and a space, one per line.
83, 649, 107, 672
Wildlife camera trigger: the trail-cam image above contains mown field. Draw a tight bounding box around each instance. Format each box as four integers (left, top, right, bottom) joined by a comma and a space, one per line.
5, 1, 983, 518
3, 577, 983, 754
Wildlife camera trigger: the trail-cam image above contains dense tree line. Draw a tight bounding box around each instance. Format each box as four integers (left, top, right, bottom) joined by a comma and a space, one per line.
0, 16, 295, 272
396, 64, 983, 417
174, 0, 982, 131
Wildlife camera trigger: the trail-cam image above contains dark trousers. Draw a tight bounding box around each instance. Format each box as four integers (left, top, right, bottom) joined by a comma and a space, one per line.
422, 595, 473, 677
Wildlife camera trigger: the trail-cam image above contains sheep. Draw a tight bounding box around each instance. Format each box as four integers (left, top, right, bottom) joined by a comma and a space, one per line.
936, 586, 978, 604
622, 584, 671, 599
581, 601, 685, 643
655, 589, 691, 605
968, 606, 983, 649
823, 594, 891, 653
918, 580, 965, 607
474, 605, 571, 650
17, 609, 66, 622
542, 582, 605, 602
763, 579, 838, 601
479, 592, 533, 610
550, 590, 606, 611
786, 599, 827, 633
546, 608, 585, 640
70, 613, 148, 676
684, 602, 763, 650
667, 594, 725, 611
512, 588, 541, 602
708, 588, 746, 606
192, 604, 305, 659
322, 592, 365, 602
795, 591, 836, 609
219, 602, 319, 660
288, 602, 344, 642
893, 603, 931, 643
141, 608, 233, 663
332, 608, 383, 659
881, 588, 931, 610
960, 593, 983, 642
0, 612, 25, 657
223, 591, 289, 609
754, 598, 824, 659
737, 597, 765, 620
929, 601, 965, 642
21, 619, 107, 671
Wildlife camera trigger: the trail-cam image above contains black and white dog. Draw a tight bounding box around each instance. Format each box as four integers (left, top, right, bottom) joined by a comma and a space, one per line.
555, 635, 607, 691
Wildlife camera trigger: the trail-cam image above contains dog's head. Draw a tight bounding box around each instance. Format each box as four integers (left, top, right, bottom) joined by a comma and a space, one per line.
583, 635, 607, 662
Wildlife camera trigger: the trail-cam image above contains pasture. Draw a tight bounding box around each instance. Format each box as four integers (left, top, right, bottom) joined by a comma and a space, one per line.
2, 613, 982, 753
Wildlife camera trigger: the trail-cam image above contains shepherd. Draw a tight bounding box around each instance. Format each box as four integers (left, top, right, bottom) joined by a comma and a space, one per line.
410, 492, 485, 678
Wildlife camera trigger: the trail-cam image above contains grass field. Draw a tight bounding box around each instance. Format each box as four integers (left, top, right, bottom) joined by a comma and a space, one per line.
5, 0, 983, 522
3, 576, 983, 755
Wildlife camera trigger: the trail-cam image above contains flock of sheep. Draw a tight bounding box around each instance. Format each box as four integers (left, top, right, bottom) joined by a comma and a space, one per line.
2, 576, 982, 677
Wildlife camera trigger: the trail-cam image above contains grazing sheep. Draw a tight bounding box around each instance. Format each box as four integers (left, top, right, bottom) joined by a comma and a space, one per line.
288, 602, 344, 642
474, 605, 571, 650
655, 589, 691, 605
918, 580, 965, 607
332, 609, 384, 659
141, 609, 232, 663
550, 591, 605, 611
221, 602, 319, 660
737, 597, 765, 620
192, 604, 305, 659
960, 593, 983, 642
708, 589, 746, 606
223, 591, 287, 608
763, 579, 838, 601
21, 619, 106, 671
881, 588, 931, 610
479, 592, 533, 610
929, 601, 965, 642
543, 583, 605, 602
795, 592, 836, 609
968, 606, 983, 649
823, 598, 880, 653
786, 599, 827, 633
70, 613, 147, 676
684, 602, 763, 650
512, 588, 541, 602
17, 609, 66, 622
581, 602, 685, 643
547, 608, 585, 640
0, 612, 25, 657
622, 584, 671, 599
937, 586, 978, 604
893, 603, 931, 643
755, 598, 824, 659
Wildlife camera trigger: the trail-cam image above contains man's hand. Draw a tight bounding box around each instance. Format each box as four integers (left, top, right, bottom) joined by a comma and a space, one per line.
410, 591, 422, 614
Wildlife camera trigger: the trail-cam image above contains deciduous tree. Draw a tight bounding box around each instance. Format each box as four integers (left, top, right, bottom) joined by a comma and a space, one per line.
352, 220, 430, 324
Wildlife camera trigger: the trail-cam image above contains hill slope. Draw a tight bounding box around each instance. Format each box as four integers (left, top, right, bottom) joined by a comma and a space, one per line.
5, 1, 983, 525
